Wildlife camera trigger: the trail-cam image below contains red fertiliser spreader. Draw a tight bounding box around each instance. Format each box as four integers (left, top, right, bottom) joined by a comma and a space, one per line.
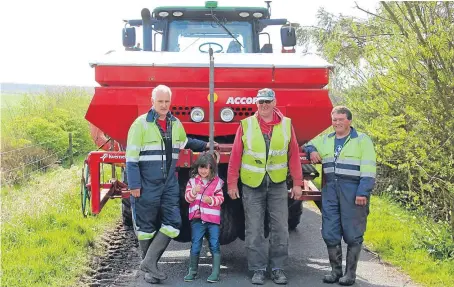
81, 2, 333, 244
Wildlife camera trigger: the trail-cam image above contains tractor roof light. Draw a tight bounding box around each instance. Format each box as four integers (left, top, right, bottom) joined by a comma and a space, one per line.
190, 107, 205, 123
253, 12, 263, 18
220, 108, 234, 122
239, 12, 250, 18
205, 1, 218, 8
158, 11, 169, 17
173, 11, 183, 17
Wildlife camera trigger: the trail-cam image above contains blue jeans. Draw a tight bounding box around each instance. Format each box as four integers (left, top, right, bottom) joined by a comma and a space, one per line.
190, 219, 220, 256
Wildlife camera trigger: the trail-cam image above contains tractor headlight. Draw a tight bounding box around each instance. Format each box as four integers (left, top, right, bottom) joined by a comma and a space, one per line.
190, 107, 205, 122
220, 108, 234, 122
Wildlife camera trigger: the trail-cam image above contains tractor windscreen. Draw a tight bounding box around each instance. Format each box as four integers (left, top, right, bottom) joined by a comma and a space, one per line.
167, 20, 253, 53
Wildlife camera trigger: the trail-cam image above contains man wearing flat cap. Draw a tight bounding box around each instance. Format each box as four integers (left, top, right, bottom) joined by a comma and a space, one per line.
227, 88, 303, 285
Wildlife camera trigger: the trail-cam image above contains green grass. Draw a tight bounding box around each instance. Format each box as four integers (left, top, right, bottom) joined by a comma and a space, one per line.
1, 163, 121, 287
365, 195, 454, 287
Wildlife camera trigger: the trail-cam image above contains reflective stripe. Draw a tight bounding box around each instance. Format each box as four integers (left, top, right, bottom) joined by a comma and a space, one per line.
137, 231, 156, 240
246, 117, 253, 150
267, 163, 287, 171
140, 117, 148, 130
336, 168, 361, 177
139, 155, 166, 161
241, 163, 265, 173
361, 160, 376, 166
126, 156, 139, 162
160, 224, 180, 238
172, 153, 179, 159
180, 138, 188, 149
336, 158, 361, 166
127, 145, 141, 151
244, 150, 266, 158
322, 157, 335, 164
172, 144, 180, 149
141, 145, 161, 151
324, 167, 334, 173
189, 205, 221, 216
361, 172, 376, 178
269, 149, 287, 156
282, 117, 289, 145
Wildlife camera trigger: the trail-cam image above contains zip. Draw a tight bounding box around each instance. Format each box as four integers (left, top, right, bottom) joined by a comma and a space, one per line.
334, 135, 351, 174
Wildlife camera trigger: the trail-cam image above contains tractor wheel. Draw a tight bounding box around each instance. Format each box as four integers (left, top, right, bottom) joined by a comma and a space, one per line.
121, 197, 133, 230
80, 162, 91, 217
174, 170, 191, 243
314, 200, 322, 212
219, 200, 238, 245
288, 198, 303, 231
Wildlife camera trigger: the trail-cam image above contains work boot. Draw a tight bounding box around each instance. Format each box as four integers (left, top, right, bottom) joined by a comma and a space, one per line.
207, 253, 221, 283
140, 231, 171, 280
271, 269, 288, 285
138, 239, 152, 259
339, 244, 362, 286
139, 239, 162, 284
323, 245, 343, 283
144, 273, 160, 284
251, 270, 266, 285
184, 255, 200, 282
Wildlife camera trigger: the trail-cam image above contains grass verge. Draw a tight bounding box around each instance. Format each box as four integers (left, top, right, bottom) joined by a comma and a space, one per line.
365, 195, 454, 287
1, 163, 121, 287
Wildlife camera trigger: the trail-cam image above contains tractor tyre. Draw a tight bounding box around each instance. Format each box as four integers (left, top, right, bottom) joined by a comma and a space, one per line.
121, 197, 133, 230
288, 198, 303, 231
219, 200, 238, 245
314, 200, 322, 212
175, 198, 192, 243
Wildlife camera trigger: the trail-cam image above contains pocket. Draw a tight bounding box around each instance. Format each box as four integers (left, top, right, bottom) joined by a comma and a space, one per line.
143, 133, 160, 144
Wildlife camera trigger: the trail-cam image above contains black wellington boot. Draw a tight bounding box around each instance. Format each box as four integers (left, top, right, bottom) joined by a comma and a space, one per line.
339, 244, 362, 286
140, 231, 171, 280
322, 245, 343, 283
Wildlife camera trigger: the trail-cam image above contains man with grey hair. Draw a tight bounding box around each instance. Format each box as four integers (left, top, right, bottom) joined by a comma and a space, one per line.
305, 106, 376, 286
126, 84, 218, 283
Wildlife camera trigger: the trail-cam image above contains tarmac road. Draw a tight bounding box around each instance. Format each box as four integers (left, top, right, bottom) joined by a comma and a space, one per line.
102, 203, 418, 287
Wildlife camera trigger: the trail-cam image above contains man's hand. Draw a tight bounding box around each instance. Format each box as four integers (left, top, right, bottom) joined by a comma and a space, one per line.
228, 187, 240, 200
206, 141, 220, 150
202, 195, 212, 204
290, 185, 302, 199
310, 151, 322, 164
355, 196, 368, 206
130, 188, 141, 198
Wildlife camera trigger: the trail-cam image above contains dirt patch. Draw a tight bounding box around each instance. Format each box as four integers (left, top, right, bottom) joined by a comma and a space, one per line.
79, 222, 142, 287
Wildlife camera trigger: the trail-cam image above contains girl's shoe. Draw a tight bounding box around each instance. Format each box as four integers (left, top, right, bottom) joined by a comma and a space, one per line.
184, 255, 199, 282
207, 253, 221, 283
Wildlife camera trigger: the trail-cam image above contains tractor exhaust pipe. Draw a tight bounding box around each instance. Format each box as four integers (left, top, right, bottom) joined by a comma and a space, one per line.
208, 48, 215, 155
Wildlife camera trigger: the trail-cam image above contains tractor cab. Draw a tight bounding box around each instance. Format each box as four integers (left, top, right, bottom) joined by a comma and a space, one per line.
122, 1, 297, 54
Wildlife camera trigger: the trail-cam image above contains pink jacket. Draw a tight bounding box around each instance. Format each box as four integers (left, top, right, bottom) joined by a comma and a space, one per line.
185, 175, 224, 224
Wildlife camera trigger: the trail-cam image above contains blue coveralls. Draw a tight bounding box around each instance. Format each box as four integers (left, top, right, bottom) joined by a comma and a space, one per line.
126, 109, 206, 240
305, 128, 376, 247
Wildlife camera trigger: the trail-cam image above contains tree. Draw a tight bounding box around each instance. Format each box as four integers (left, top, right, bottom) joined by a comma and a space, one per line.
298, 1, 454, 237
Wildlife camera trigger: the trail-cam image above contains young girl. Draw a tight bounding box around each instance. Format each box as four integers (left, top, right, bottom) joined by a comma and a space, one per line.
184, 152, 224, 283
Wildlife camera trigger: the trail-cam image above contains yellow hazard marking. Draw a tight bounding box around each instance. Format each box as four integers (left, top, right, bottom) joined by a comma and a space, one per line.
207, 93, 218, 103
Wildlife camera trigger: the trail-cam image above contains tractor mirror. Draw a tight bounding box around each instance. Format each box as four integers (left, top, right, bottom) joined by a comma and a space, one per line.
280, 25, 296, 47
122, 27, 136, 48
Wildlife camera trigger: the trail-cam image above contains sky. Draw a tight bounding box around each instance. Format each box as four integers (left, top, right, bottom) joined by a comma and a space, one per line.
0, 0, 379, 87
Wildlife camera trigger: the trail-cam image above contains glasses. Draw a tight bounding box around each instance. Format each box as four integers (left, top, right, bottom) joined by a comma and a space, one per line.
258, 99, 273, 104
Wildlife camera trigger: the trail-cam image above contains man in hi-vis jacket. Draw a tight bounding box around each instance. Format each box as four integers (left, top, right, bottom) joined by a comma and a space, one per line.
126, 85, 217, 283
305, 106, 376, 286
